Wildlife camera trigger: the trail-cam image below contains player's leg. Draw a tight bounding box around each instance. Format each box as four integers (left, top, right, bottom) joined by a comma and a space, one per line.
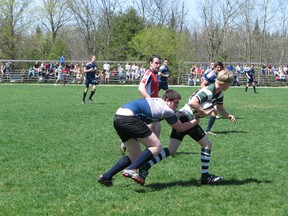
245, 80, 249, 93
148, 121, 161, 138
82, 84, 89, 104
197, 135, 223, 184
252, 81, 257, 93
98, 115, 145, 186
138, 111, 189, 184
120, 121, 161, 155
98, 138, 140, 186
82, 80, 89, 104
122, 132, 162, 184
88, 82, 97, 103
205, 109, 218, 135
137, 138, 182, 184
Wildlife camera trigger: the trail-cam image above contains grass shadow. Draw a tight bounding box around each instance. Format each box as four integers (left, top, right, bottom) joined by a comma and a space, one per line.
135, 178, 272, 192
212, 130, 247, 135
173, 152, 199, 155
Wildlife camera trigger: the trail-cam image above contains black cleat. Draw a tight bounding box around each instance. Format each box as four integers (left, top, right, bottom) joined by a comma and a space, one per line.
201, 173, 223, 184
97, 175, 112, 187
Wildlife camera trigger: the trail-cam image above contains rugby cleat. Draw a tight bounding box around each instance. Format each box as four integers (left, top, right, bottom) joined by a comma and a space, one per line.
97, 175, 112, 187
138, 168, 149, 185
122, 169, 145, 185
201, 173, 223, 184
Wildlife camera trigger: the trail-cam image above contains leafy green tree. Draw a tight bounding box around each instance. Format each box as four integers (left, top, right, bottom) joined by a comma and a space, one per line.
0, 0, 30, 59
48, 37, 70, 61
103, 8, 144, 61
129, 25, 192, 82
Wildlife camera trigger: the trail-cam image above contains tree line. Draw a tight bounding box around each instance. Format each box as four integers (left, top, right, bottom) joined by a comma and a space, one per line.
0, 0, 288, 77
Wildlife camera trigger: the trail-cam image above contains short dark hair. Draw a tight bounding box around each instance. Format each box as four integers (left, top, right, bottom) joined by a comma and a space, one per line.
214, 62, 224, 69
149, 55, 161, 63
162, 89, 181, 101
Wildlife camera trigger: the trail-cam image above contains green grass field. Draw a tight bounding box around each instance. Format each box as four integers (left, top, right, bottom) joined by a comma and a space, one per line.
0, 84, 287, 215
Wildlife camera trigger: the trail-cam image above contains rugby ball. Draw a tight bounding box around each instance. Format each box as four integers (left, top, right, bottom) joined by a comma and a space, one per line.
194, 101, 214, 117
201, 101, 214, 110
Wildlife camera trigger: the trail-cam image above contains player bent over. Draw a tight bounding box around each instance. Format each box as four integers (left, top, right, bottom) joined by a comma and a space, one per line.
136, 69, 236, 185
98, 90, 199, 186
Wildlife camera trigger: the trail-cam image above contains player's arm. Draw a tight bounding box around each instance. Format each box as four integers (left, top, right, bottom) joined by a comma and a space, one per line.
138, 82, 150, 98
83, 65, 95, 73
158, 71, 169, 77
216, 103, 236, 123
200, 80, 209, 88
171, 117, 199, 132
245, 72, 250, 79
82, 68, 90, 73
138, 71, 152, 98
188, 97, 215, 117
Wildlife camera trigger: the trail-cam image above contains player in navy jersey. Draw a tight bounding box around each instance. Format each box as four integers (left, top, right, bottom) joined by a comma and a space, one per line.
137, 69, 236, 185
82, 55, 98, 104
98, 89, 200, 186
158, 58, 169, 91
245, 64, 257, 93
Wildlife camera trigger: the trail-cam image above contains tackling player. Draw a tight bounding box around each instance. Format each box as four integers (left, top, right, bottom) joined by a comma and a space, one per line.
98, 89, 199, 186
120, 55, 161, 154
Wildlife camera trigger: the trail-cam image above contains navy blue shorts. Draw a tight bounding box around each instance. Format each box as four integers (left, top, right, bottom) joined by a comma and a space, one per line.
159, 82, 168, 91
170, 111, 205, 142
114, 115, 152, 143
85, 77, 97, 87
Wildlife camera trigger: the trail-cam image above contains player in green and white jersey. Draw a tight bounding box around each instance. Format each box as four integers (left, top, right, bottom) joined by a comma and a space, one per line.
137, 69, 237, 185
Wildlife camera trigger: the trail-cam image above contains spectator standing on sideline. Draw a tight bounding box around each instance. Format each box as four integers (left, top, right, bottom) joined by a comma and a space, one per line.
188, 66, 197, 86
54, 65, 64, 85
140, 64, 146, 78
74, 63, 82, 84
201, 62, 224, 135
227, 64, 233, 73
104, 69, 110, 84
0, 62, 6, 80
136, 69, 236, 185
28, 65, 36, 78
158, 58, 170, 91
103, 60, 111, 73
82, 55, 98, 104
98, 89, 200, 186
125, 62, 131, 82
60, 55, 65, 66
245, 64, 257, 93
236, 64, 243, 77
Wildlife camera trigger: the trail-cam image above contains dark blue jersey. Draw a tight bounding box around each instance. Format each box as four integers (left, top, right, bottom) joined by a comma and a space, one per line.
85, 61, 98, 79
245, 68, 255, 79
158, 65, 169, 82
